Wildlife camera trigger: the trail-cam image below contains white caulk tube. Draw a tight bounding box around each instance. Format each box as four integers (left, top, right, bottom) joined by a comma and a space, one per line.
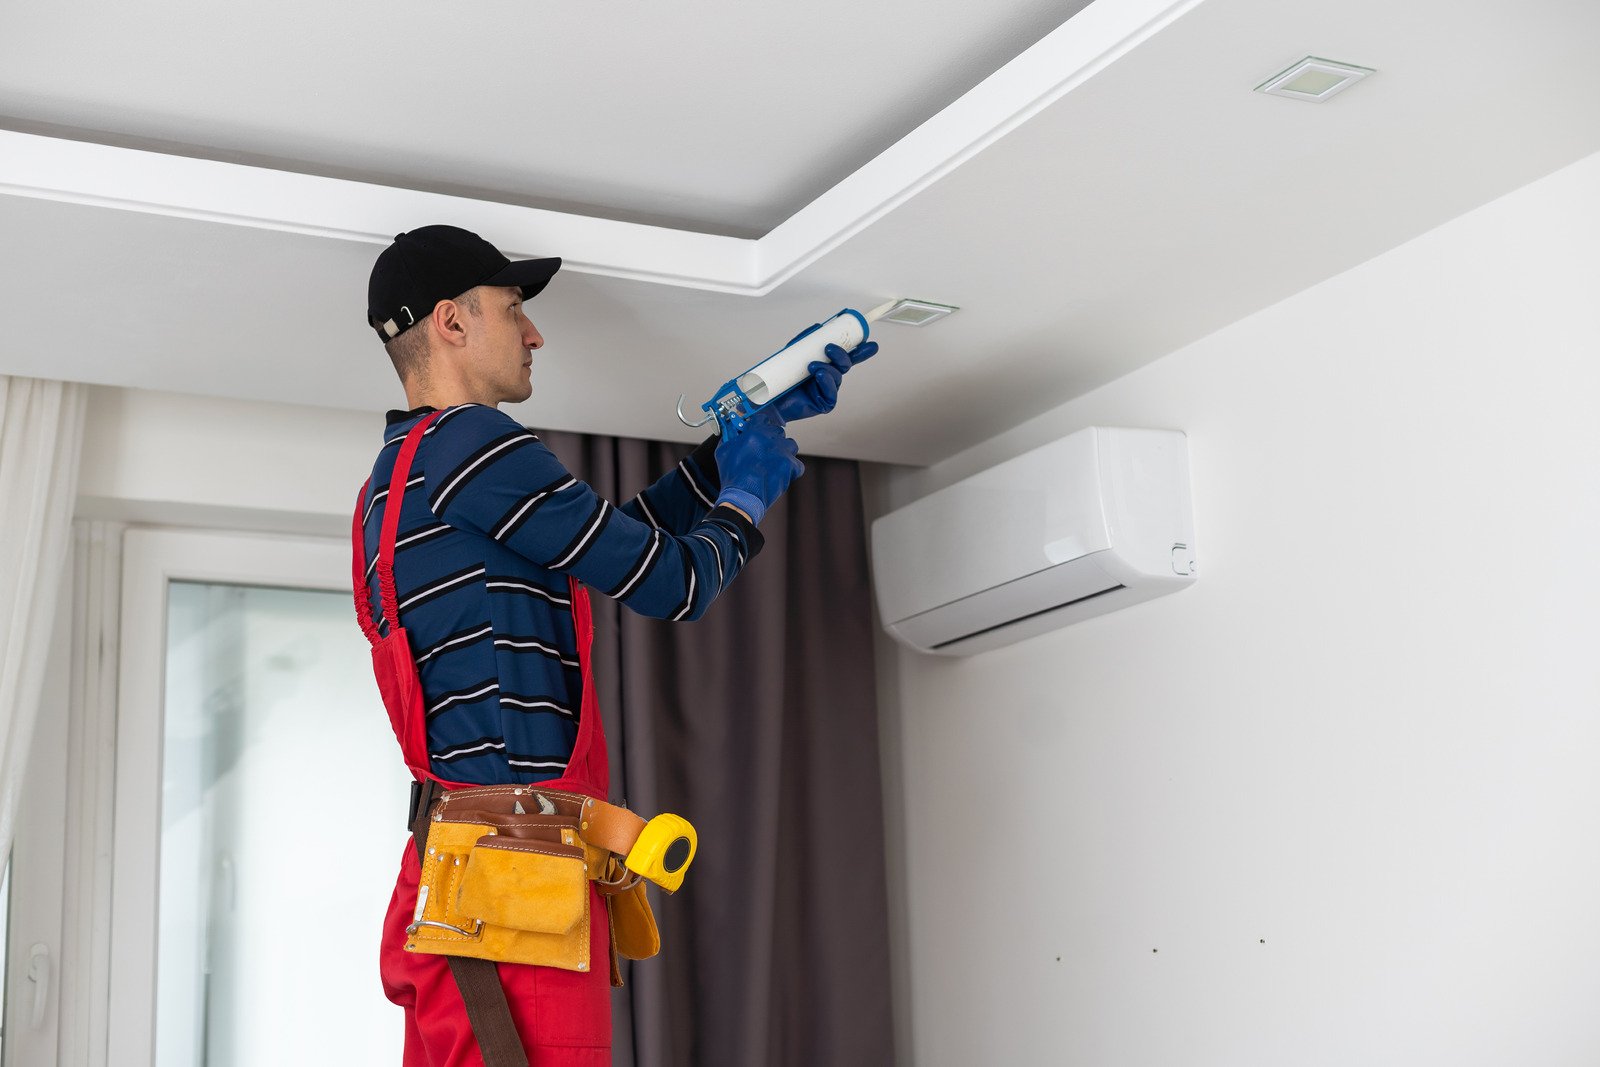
734, 307, 872, 405
679, 301, 896, 432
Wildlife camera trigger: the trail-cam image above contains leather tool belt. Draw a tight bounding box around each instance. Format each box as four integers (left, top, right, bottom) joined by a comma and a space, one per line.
405, 781, 666, 984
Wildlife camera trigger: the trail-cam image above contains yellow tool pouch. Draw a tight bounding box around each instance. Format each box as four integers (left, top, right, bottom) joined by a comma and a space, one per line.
404, 783, 685, 979
408, 817, 593, 972
460, 836, 587, 936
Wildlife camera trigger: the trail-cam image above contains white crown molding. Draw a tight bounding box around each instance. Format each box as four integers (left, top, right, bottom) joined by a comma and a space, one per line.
0, 132, 759, 292
0, 0, 1202, 296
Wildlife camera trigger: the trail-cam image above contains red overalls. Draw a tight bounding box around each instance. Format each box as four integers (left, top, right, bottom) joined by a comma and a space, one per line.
354, 412, 614, 1067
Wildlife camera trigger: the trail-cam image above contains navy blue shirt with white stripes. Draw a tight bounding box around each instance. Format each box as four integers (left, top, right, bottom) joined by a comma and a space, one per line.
360, 403, 762, 785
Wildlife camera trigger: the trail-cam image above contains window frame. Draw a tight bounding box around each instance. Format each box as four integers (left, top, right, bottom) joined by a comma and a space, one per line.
108, 527, 351, 1066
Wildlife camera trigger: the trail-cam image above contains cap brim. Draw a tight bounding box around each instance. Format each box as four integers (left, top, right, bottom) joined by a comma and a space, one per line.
485, 256, 562, 302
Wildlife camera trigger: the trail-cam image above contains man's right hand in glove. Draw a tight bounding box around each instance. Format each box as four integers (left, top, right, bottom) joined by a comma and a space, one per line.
713, 409, 803, 525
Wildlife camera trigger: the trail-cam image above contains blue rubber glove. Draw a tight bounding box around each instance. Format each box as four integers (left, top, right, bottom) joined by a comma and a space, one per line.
713, 409, 803, 525
773, 340, 879, 423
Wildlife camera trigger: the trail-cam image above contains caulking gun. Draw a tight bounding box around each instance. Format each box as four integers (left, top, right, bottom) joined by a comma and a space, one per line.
675, 301, 897, 435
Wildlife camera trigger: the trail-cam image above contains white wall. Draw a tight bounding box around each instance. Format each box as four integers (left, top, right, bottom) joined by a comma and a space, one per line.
76, 387, 378, 534
867, 150, 1600, 1066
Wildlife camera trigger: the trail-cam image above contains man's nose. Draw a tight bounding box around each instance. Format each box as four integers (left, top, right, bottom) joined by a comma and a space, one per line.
525, 320, 544, 349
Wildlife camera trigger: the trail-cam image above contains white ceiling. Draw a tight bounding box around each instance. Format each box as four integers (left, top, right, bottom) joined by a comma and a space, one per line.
3, 0, 1598, 467
0, 0, 1086, 235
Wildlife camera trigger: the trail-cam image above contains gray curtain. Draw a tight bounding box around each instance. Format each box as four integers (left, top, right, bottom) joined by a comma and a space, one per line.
537, 429, 894, 1067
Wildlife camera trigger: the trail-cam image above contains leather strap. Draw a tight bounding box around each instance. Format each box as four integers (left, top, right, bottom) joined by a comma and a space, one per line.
423, 786, 648, 863
447, 957, 529, 1067
578, 797, 648, 858
409, 744, 529, 1066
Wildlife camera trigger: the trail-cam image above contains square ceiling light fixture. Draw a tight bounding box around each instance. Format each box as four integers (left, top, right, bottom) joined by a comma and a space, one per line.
877, 299, 958, 326
1255, 57, 1375, 102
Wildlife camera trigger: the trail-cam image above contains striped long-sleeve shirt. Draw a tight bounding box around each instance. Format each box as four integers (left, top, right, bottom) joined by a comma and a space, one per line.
359, 403, 763, 784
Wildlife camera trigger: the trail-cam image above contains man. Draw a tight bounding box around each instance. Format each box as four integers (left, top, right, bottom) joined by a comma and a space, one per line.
355, 225, 874, 1065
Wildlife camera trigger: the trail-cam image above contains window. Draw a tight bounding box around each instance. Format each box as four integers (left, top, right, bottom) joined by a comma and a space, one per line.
105, 529, 410, 1066
154, 581, 408, 1065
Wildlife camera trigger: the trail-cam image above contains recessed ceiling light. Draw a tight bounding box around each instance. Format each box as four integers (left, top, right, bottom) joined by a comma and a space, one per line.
874, 299, 959, 327
1255, 57, 1375, 102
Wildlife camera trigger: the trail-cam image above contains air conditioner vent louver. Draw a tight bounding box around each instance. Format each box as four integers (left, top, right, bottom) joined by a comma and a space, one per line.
929, 584, 1126, 650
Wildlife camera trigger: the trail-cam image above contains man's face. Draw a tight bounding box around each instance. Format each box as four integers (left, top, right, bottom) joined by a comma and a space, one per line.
466, 285, 543, 405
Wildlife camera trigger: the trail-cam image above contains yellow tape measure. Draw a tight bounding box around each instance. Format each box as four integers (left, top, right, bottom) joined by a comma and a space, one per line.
625, 813, 698, 893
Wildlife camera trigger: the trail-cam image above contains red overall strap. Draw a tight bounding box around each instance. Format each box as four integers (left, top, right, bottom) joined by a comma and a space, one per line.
352, 411, 451, 784
351, 478, 380, 645
350, 408, 442, 643
546, 578, 609, 798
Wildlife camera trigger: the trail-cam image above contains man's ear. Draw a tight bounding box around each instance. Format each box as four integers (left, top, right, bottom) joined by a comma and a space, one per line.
431, 299, 470, 348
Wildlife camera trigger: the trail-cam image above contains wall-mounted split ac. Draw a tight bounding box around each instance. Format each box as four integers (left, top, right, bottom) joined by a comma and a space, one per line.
871, 427, 1196, 656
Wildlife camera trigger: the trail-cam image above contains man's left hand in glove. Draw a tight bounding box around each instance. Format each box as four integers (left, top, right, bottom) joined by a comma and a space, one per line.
773, 339, 879, 423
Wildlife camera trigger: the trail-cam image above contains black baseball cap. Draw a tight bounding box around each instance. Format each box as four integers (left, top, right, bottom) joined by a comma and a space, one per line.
367, 225, 561, 342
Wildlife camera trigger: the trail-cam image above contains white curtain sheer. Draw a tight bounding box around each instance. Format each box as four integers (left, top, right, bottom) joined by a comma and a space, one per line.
0, 375, 87, 861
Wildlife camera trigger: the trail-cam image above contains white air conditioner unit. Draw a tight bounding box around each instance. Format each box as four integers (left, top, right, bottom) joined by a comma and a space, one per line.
871, 427, 1196, 655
